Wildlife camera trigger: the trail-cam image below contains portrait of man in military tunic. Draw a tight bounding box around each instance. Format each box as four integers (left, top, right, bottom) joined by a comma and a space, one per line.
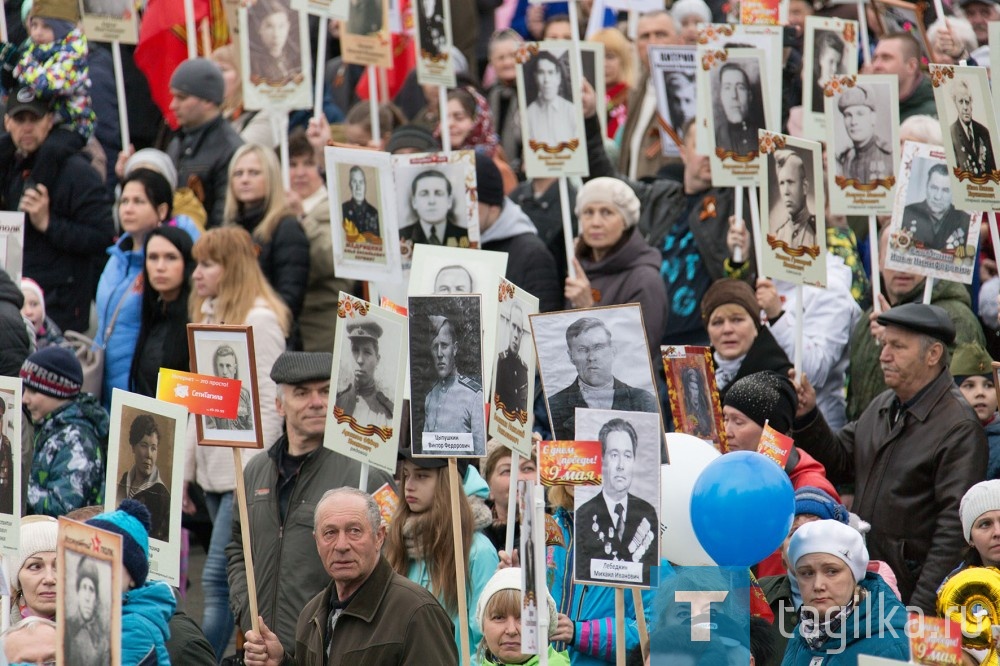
711, 60, 766, 157
767, 148, 818, 251
493, 300, 529, 419
834, 85, 893, 186
334, 321, 394, 428
340, 165, 381, 243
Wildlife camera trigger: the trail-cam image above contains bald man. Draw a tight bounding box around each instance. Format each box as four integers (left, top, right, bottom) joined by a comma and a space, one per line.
769, 151, 816, 249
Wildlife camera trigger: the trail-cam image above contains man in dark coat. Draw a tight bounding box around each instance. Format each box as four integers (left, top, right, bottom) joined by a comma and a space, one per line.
949, 79, 996, 177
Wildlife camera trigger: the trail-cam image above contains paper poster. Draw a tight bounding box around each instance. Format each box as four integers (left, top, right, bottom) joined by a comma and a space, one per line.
884, 141, 979, 284
407, 294, 487, 458
758, 130, 829, 287
740, 0, 789, 25
572, 408, 660, 588
489, 279, 539, 459
825, 74, 900, 215
579, 42, 607, 140
0, 212, 24, 283
372, 482, 399, 525
907, 615, 962, 665
519, 479, 540, 655
413, 0, 455, 87
57, 518, 122, 666
757, 423, 793, 467
538, 440, 602, 486
326, 146, 403, 283
156, 369, 242, 419
802, 17, 859, 138
341, 0, 392, 66
80, 0, 139, 44
104, 389, 187, 586
239, 0, 313, 111
0, 377, 21, 559
603, 0, 662, 9
705, 48, 774, 187
931, 64, 1000, 212
326, 293, 408, 474
516, 40, 589, 179
649, 45, 696, 158
661, 345, 725, 451
991, 23, 1000, 106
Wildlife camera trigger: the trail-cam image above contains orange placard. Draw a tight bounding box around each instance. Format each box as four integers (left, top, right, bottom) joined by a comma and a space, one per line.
156, 368, 242, 418
379, 296, 408, 316
740, 0, 785, 25
373, 483, 400, 525
538, 440, 602, 487
908, 615, 962, 665
757, 423, 794, 467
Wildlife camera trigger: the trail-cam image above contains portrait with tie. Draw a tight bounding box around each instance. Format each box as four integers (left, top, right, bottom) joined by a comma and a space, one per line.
947, 78, 996, 178
573, 409, 661, 588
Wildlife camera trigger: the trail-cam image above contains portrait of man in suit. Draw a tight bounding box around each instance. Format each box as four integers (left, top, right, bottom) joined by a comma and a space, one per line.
398, 170, 470, 248
950, 79, 996, 177
417, 0, 446, 57
901, 162, 970, 253
574, 418, 658, 586
494, 301, 529, 418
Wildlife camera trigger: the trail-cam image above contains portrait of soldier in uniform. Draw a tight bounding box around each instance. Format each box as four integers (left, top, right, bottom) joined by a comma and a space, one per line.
341, 166, 381, 242
422, 315, 486, 447
768, 149, 817, 250
835, 85, 892, 185
494, 301, 529, 417
335, 321, 394, 428
398, 170, 470, 248
713, 61, 765, 157
949, 79, 996, 177
901, 162, 970, 252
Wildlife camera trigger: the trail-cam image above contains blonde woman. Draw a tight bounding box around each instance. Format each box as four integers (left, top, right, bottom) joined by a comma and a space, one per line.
590, 28, 635, 139
211, 45, 277, 148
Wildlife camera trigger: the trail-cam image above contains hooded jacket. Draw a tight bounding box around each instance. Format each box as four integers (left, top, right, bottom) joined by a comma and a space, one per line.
0, 268, 30, 376
122, 580, 176, 666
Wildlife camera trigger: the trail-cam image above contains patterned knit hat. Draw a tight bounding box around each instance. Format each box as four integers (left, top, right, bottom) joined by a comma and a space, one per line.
575, 177, 641, 229
20, 346, 82, 398
723, 371, 798, 434
87, 500, 151, 587
795, 487, 849, 524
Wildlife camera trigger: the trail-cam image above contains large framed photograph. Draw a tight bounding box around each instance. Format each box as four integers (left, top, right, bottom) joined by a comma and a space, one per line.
649, 45, 696, 158
326, 146, 402, 283
885, 140, 979, 284
489, 279, 540, 459
931, 65, 1000, 212
516, 40, 589, 178
825, 74, 900, 215
341, 0, 391, 67
413, 0, 455, 87
802, 17, 859, 138
80, 0, 139, 44
759, 130, 829, 287
0, 211, 24, 282
572, 408, 660, 588
187, 324, 265, 448
57, 518, 122, 666
407, 295, 487, 458
104, 389, 187, 586
240, 0, 313, 110
0, 376, 21, 558
530, 305, 663, 443
661, 345, 725, 451
327, 293, 408, 474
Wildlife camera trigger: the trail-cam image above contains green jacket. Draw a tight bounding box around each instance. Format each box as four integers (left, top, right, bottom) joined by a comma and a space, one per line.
482, 646, 571, 666
846, 278, 985, 421
899, 75, 938, 122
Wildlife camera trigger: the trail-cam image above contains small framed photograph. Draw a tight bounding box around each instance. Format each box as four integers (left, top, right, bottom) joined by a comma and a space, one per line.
649, 45, 696, 158
413, 0, 456, 86
489, 279, 540, 459
187, 324, 265, 448
57, 517, 122, 666
872, 0, 937, 66
80, 0, 139, 44
341, 0, 392, 67
802, 17, 859, 138
240, 0, 313, 111
661, 345, 725, 451
0, 376, 21, 558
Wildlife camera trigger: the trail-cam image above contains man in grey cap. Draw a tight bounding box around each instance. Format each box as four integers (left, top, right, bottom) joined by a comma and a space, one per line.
335, 321, 394, 427
227, 351, 394, 657
835, 85, 893, 185
793, 302, 987, 614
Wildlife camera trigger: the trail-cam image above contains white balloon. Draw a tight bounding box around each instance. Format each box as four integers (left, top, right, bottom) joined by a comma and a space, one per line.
660, 433, 720, 566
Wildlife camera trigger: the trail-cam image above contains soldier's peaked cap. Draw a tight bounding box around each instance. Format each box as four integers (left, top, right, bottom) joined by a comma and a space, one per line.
346, 321, 383, 341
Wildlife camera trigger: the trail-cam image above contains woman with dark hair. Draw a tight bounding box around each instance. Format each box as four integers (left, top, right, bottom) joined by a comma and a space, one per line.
525, 50, 576, 144
117, 414, 170, 541
66, 556, 109, 666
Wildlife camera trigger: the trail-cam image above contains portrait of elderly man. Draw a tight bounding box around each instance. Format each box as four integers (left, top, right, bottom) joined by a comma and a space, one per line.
422, 315, 486, 446
205, 344, 253, 431
769, 149, 817, 250
901, 162, 970, 252
713, 62, 765, 156
835, 85, 893, 184
949, 79, 996, 177
494, 301, 529, 417
417, 0, 446, 56
525, 51, 577, 145
433, 265, 473, 294
398, 170, 469, 248
546, 317, 657, 441
341, 166, 380, 241
335, 322, 394, 428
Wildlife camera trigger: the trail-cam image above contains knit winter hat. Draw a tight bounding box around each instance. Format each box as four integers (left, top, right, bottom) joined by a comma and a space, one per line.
671, 0, 712, 24
87, 500, 151, 587
169, 58, 225, 106
125, 148, 179, 191
8, 516, 58, 592
795, 487, 850, 524
475, 153, 504, 207
723, 371, 797, 434
475, 567, 558, 636
29, 0, 79, 24
19, 278, 45, 316
700, 279, 761, 329
950, 342, 993, 382
787, 519, 869, 583
386, 125, 440, 154
575, 177, 641, 230
960, 480, 1000, 540
20, 346, 83, 398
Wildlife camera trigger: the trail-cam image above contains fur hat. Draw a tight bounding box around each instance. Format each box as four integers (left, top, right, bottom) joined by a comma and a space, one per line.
8, 516, 58, 592
87, 500, 151, 588
169, 58, 225, 106
700, 279, 761, 329
670, 0, 712, 25
961, 480, 1000, 541
723, 370, 797, 434
787, 519, 869, 583
475, 567, 558, 636
575, 177, 641, 230
20, 346, 82, 398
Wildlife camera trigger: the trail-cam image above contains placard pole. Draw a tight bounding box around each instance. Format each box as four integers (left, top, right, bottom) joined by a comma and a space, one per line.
0, 0, 8, 43
359, 461, 370, 490
794, 284, 804, 378
184, 0, 197, 60
279, 112, 291, 191
869, 215, 882, 313
233, 448, 259, 633
559, 177, 576, 279
733, 186, 744, 263
440, 86, 452, 153
111, 41, 131, 155
748, 186, 765, 276
856, 2, 871, 66
923, 277, 934, 304
368, 65, 380, 147
614, 587, 626, 666
450, 459, 471, 666
535, 486, 549, 666
505, 453, 520, 556
632, 588, 649, 661
314, 17, 329, 120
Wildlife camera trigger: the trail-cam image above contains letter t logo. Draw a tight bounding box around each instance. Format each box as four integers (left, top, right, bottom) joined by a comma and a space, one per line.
674, 591, 729, 641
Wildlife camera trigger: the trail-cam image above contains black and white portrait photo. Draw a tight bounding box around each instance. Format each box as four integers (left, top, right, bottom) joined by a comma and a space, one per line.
247, 0, 303, 85
334, 320, 395, 429
115, 409, 173, 542
416, 0, 446, 56
947, 78, 996, 177
340, 164, 382, 242
207, 344, 253, 432
767, 147, 819, 250
82, 0, 130, 15
408, 295, 486, 457
494, 299, 530, 419
433, 264, 474, 293
523, 49, 578, 146
62, 550, 113, 666
810, 30, 847, 113
573, 409, 660, 588
832, 84, 894, 185
665, 71, 696, 138
711, 58, 766, 157
900, 157, 971, 253
0, 392, 15, 516
346, 0, 384, 35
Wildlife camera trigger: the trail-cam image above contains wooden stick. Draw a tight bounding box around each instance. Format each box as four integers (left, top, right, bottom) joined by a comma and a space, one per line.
111, 42, 131, 155
794, 284, 804, 379
922, 277, 934, 304
233, 448, 259, 633
748, 186, 766, 278
856, 1, 871, 67
201, 17, 211, 56
534, 486, 549, 666
614, 587, 626, 666
359, 461, 370, 490
314, 17, 329, 120
0, 0, 8, 43
505, 453, 520, 556
184, 0, 197, 60
559, 177, 576, 279
439, 86, 452, 153
449, 459, 471, 666
632, 588, 648, 662
367, 65, 380, 147
869, 215, 882, 313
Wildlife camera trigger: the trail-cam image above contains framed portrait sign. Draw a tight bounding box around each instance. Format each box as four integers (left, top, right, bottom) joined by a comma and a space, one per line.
572, 408, 661, 588
407, 294, 487, 458
992, 24, 1000, 111
104, 389, 187, 586
872, 0, 936, 66
489, 279, 540, 459
515, 40, 589, 179
79, 0, 139, 44
0, 376, 21, 559
341, 0, 392, 67
57, 517, 122, 666
240, 0, 313, 111
187, 324, 265, 448
0, 211, 24, 283
326, 293, 408, 475
884, 140, 979, 284
649, 45, 696, 158
661, 345, 725, 452
931, 65, 1000, 212
825, 74, 900, 216
413, 0, 456, 87
759, 130, 829, 287
802, 17, 859, 138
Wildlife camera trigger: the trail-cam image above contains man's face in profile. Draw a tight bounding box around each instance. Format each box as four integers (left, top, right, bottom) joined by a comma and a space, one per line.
434, 266, 472, 293
926, 172, 952, 217
843, 104, 876, 146
349, 168, 366, 204
568, 326, 614, 386
720, 67, 750, 124
215, 353, 238, 379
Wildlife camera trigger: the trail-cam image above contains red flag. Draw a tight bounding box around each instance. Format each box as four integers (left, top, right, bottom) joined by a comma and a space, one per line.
354, 0, 416, 102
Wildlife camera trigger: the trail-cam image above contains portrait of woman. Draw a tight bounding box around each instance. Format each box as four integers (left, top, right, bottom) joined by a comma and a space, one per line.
116, 413, 170, 541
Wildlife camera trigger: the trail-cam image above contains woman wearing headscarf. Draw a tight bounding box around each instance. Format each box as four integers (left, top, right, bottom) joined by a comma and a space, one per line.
443, 86, 518, 193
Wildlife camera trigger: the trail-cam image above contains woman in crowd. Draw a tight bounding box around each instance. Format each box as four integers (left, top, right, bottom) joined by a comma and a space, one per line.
486, 29, 524, 175
783, 520, 909, 663
476, 567, 570, 665
386, 452, 499, 660
343, 100, 407, 149
129, 227, 195, 398
211, 45, 277, 148
590, 28, 634, 139
183, 227, 288, 659
8, 516, 58, 623
563, 177, 668, 349
224, 143, 310, 323
20, 278, 65, 349
482, 441, 538, 552
444, 87, 518, 192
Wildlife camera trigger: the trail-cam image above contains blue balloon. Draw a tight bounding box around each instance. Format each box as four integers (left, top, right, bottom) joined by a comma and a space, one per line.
690, 451, 795, 567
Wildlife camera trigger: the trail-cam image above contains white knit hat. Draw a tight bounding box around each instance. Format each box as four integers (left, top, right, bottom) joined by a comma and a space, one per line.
575, 177, 641, 230
671, 0, 712, 25
475, 567, 558, 637
8, 516, 58, 592
960, 480, 1000, 541
787, 519, 870, 583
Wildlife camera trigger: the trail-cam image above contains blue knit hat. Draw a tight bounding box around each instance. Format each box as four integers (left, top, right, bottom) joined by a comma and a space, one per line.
86, 499, 151, 587
794, 486, 849, 524
20, 346, 82, 398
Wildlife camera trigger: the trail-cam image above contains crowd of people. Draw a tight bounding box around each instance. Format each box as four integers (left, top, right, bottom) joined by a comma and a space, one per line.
1, 0, 1000, 663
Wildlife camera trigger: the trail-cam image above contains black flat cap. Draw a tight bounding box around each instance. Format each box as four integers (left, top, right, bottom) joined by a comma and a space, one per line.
398, 446, 469, 477
270, 352, 333, 385
876, 303, 956, 345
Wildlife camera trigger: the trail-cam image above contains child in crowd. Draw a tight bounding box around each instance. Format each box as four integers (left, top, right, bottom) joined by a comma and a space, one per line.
952, 342, 1000, 479
21, 277, 65, 349
475, 567, 569, 665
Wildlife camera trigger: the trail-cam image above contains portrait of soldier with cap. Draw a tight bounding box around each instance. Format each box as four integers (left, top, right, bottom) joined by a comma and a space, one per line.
768, 148, 818, 250
948, 78, 996, 177
835, 85, 893, 186
494, 301, 529, 419
335, 321, 394, 428
341, 165, 381, 243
